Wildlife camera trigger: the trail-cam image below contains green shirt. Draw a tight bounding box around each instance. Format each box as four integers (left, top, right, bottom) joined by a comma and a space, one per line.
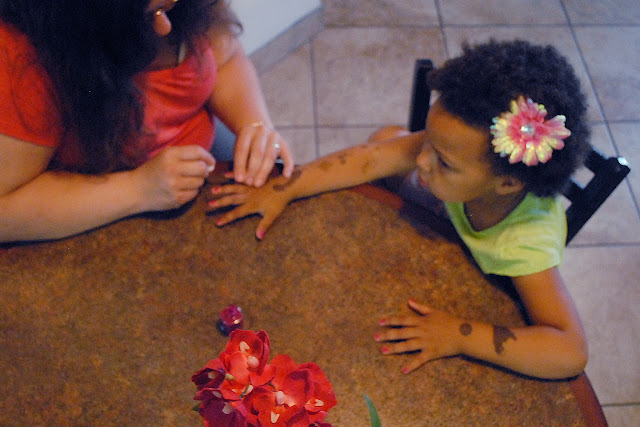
444, 194, 566, 277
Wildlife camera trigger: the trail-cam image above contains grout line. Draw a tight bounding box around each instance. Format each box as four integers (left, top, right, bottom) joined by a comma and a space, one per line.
309, 38, 321, 159
602, 402, 640, 408
567, 242, 640, 249
433, 0, 450, 59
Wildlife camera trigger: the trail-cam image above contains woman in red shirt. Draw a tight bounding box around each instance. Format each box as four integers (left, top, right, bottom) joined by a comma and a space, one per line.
0, 0, 294, 242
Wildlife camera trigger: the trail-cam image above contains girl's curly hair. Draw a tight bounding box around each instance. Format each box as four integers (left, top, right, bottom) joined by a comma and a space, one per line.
428, 39, 591, 197
1, 0, 240, 173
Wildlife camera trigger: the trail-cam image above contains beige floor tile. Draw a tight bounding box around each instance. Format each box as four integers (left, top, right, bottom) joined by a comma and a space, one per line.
564, 0, 640, 25
322, 0, 439, 27
316, 127, 379, 157
574, 27, 640, 121
602, 405, 640, 427
439, 0, 568, 25
443, 26, 603, 122
278, 128, 318, 165
313, 28, 446, 126
259, 44, 315, 127
609, 122, 640, 204
568, 124, 640, 245
561, 246, 640, 405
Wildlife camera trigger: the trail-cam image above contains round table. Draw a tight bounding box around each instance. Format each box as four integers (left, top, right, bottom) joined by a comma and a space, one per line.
0, 174, 601, 425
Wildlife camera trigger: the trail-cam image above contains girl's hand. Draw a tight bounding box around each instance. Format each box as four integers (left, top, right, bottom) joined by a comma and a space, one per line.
232, 123, 294, 188
375, 299, 464, 374
133, 145, 215, 211
208, 178, 291, 240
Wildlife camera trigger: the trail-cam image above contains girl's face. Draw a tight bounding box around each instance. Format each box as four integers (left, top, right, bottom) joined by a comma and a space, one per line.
416, 100, 504, 203
147, 0, 180, 36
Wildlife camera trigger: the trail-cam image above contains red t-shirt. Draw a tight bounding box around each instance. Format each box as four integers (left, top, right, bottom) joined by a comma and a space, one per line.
0, 22, 217, 169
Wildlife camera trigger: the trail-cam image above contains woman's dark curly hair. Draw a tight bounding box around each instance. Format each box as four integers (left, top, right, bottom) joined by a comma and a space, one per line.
428, 39, 590, 197
0, 0, 241, 173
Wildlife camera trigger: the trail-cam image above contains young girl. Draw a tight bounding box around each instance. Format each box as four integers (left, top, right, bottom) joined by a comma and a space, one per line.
0, 0, 293, 242
209, 39, 591, 380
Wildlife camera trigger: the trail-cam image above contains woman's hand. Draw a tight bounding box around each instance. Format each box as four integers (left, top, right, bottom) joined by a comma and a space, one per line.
208, 177, 292, 240
231, 122, 294, 188
374, 299, 464, 374
132, 145, 216, 211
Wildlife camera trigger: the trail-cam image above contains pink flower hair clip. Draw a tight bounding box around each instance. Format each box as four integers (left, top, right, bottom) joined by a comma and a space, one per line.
490, 96, 571, 166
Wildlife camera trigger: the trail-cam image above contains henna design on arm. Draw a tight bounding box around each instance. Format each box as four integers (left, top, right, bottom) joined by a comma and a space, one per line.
459, 323, 472, 336
318, 160, 333, 171
492, 325, 517, 354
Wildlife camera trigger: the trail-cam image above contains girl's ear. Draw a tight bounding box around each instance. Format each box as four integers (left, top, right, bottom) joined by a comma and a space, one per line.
495, 175, 524, 195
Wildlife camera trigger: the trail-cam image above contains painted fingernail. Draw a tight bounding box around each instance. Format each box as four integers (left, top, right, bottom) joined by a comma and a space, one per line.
209, 200, 217, 207
380, 346, 389, 355
401, 367, 409, 374
373, 333, 381, 341
256, 230, 265, 240
215, 219, 224, 226
378, 318, 387, 326
211, 186, 220, 194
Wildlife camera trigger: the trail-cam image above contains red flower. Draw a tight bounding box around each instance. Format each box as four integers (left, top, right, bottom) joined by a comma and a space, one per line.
298, 362, 337, 423
242, 355, 336, 427
194, 388, 248, 427
221, 330, 274, 386
191, 358, 226, 391
192, 331, 336, 427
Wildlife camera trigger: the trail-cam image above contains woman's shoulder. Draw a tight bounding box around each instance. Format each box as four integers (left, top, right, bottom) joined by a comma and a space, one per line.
0, 22, 38, 59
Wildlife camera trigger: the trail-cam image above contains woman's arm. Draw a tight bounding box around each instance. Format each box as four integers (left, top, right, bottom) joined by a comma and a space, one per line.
0, 133, 214, 242
207, 27, 294, 187
376, 267, 588, 379
211, 131, 424, 238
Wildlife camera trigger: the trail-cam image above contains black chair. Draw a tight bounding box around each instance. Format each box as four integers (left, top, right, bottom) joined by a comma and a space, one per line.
406, 59, 631, 245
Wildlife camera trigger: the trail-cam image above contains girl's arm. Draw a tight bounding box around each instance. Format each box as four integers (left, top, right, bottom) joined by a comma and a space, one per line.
377, 267, 588, 379
0, 133, 214, 242
211, 131, 424, 239
207, 27, 294, 187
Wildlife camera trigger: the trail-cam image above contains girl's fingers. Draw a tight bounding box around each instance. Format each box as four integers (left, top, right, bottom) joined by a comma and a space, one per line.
408, 299, 432, 315
214, 204, 255, 227
380, 338, 424, 355
210, 184, 248, 197
375, 326, 423, 344
207, 193, 247, 211
255, 214, 277, 240
401, 352, 432, 375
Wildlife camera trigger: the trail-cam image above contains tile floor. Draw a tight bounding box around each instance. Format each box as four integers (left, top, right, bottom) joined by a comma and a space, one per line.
255, 1, 640, 425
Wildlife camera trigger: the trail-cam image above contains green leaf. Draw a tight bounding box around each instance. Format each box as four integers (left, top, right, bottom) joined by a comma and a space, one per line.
363, 394, 381, 427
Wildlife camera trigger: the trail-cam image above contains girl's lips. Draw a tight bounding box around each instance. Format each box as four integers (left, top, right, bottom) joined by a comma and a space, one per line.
417, 174, 428, 189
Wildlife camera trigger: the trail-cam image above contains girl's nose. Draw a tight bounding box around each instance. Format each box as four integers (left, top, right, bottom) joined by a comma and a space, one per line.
153, 11, 172, 36
416, 149, 433, 173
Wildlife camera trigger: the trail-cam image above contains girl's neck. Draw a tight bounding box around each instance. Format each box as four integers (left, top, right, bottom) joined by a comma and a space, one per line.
464, 190, 527, 231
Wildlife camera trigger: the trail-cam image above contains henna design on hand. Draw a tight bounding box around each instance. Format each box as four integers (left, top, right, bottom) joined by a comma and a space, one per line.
459, 323, 473, 336
492, 325, 516, 354
273, 168, 302, 191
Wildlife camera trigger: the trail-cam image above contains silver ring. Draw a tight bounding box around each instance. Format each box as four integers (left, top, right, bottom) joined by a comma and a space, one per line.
273, 143, 281, 152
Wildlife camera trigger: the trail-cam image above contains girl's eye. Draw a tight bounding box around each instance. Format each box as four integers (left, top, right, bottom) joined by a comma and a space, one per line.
438, 157, 450, 169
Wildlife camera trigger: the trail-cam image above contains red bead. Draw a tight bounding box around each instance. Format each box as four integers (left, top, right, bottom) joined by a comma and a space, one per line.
218, 304, 244, 336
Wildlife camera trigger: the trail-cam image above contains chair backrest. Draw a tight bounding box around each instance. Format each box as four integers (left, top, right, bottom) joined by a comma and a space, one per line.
407, 59, 631, 245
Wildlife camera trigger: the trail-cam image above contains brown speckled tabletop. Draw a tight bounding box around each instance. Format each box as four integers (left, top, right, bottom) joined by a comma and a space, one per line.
0, 176, 599, 426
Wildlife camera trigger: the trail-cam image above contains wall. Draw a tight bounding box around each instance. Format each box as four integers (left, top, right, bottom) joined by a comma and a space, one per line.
231, 0, 322, 54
